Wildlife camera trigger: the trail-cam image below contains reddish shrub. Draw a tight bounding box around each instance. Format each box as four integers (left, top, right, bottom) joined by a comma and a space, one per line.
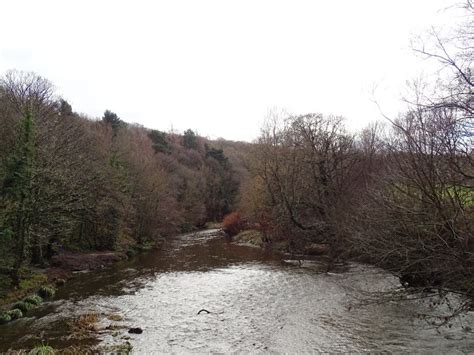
222, 212, 242, 236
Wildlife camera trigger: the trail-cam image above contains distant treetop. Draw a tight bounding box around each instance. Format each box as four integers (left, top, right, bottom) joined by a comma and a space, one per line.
183, 129, 198, 149
102, 109, 123, 132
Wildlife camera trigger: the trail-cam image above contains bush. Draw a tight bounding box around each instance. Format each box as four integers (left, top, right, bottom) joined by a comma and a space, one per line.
29, 344, 55, 355
38, 286, 55, 299
25, 295, 43, 305
0, 312, 12, 324
222, 212, 243, 236
13, 301, 35, 313
7, 308, 23, 320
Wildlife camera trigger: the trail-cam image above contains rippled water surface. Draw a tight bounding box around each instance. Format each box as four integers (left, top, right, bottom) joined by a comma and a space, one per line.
1, 229, 474, 353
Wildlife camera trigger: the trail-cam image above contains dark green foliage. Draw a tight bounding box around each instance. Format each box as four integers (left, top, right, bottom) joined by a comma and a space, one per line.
0, 228, 13, 240
148, 130, 170, 154
204, 145, 239, 221
29, 344, 55, 355
24, 294, 43, 305
37, 286, 55, 299
58, 99, 73, 116
0, 312, 11, 323
1, 110, 36, 286
205, 146, 229, 167
1, 111, 35, 199
183, 129, 198, 149
7, 308, 22, 320
0, 228, 13, 265
13, 300, 35, 313
102, 110, 123, 133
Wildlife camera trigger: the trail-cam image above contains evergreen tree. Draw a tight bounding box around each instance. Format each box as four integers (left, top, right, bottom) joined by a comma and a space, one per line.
183, 129, 198, 149
148, 129, 170, 154
102, 110, 122, 134
1, 110, 36, 286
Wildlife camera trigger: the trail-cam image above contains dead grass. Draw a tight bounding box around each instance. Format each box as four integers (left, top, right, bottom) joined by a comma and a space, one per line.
233, 229, 264, 247
71, 313, 100, 333
205, 221, 223, 229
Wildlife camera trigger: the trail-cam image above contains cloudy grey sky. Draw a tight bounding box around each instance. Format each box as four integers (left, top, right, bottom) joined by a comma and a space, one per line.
0, 0, 459, 141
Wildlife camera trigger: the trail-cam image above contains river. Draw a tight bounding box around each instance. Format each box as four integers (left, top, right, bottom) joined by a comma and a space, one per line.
1, 229, 473, 353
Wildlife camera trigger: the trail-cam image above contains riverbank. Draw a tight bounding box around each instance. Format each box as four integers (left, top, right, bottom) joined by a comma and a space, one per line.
1, 225, 222, 313
0, 228, 211, 325
0, 245, 155, 321
230, 228, 330, 257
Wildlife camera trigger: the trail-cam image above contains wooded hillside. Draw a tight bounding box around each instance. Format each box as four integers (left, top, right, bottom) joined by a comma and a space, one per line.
0, 71, 249, 288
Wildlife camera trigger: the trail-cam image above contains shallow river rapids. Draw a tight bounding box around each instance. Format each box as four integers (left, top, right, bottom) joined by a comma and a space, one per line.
1, 229, 474, 353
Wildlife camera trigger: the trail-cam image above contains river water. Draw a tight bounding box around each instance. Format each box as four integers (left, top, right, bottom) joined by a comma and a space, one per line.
1, 229, 473, 353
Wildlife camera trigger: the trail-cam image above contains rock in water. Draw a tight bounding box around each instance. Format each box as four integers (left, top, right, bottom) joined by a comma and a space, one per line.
128, 327, 143, 334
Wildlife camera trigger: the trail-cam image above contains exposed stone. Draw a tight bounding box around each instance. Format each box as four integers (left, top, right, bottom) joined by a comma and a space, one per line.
128, 327, 143, 334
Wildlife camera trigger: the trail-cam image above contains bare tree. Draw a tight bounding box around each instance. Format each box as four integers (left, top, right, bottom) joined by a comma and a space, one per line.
250, 112, 365, 267
351, 2, 474, 318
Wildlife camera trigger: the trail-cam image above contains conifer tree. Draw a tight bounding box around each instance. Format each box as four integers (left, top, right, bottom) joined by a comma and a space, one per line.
1, 110, 36, 286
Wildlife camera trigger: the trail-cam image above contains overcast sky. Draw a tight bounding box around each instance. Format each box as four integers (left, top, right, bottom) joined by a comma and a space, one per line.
0, 0, 460, 141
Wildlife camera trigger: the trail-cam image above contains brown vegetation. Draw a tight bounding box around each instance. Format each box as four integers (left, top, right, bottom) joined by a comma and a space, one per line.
222, 212, 243, 236
0, 0, 472, 324
233, 2, 474, 319
0, 71, 244, 294
71, 313, 100, 333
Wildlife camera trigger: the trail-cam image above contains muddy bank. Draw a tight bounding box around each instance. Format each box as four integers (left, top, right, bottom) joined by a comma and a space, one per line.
51, 251, 127, 272
47, 251, 127, 283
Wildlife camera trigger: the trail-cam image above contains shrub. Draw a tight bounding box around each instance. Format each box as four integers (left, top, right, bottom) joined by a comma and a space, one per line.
7, 308, 23, 320
0, 312, 12, 324
222, 212, 243, 236
29, 344, 55, 355
38, 286, 55, 299
13, 301, 35, 313
25, 295, 43, 305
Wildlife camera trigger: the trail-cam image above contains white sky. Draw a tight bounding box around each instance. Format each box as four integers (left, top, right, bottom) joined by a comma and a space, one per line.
0, 0, 461, 141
